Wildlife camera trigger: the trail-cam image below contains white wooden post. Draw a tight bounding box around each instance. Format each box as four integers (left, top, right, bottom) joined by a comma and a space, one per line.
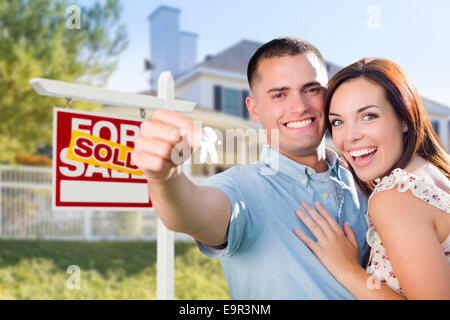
156, 215, 174, 299
155, 72, 178, 300
30, 72, 196, 300
0, 167, 2, 237
83, 211, 92, 241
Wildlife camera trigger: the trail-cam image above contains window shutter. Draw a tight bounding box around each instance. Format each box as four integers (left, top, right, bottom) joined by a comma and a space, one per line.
214, 85, 222, 111
242, 90, 250, 119
431, 120, 440, 135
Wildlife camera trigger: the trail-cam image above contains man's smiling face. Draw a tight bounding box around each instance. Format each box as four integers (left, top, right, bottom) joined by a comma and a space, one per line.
246, 53, 328, 160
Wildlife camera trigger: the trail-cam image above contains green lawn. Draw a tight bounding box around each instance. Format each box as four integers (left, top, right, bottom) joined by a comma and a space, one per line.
0, 240, 230, 300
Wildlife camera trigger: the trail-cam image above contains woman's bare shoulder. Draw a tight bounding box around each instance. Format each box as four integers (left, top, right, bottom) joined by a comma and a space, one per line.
369, 187, 435, 224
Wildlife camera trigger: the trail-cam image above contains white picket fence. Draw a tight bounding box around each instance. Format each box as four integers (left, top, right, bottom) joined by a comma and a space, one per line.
0, 164, 192, 241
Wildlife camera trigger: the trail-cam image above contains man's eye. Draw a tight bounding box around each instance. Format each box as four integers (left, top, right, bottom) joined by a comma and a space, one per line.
305, 87, 321, 94
330, 119, 342, 127
273, 93, 284, 99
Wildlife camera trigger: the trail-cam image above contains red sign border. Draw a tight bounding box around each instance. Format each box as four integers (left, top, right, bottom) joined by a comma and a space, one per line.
52, 107, 153, 210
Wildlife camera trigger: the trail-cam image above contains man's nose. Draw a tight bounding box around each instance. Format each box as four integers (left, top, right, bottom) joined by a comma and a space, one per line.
288, 93, 307, 112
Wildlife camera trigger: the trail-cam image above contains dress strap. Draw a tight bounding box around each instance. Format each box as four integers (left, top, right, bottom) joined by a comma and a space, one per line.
369, 168, 449, 214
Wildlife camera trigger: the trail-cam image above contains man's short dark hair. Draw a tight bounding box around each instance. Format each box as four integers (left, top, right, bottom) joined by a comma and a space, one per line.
247, 37, 327, 90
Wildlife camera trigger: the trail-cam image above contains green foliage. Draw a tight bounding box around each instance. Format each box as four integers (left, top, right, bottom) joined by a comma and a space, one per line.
0, 0, 128, 163
0, 240, 230, 300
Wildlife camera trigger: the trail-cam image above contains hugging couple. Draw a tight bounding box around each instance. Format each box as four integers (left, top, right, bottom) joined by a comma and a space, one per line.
132, 37, 450, 300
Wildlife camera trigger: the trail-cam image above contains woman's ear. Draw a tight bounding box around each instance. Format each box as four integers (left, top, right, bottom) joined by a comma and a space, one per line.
246, 95, 261, 123
402, 122, 408, 133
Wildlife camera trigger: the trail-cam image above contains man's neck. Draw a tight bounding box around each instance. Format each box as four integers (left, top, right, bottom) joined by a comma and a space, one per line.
271, 143, 328, 173
266, 135, 330, 173
283, 153, 328, 173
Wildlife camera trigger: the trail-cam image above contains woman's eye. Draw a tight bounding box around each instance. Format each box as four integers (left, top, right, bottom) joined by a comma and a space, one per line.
363, 113, 378, 121
330, 119, 342, 127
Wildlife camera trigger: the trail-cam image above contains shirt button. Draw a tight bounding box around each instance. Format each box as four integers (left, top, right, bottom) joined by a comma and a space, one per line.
302, 179, 307, 185
306, 169, 313, 176
322, 192, 329, 199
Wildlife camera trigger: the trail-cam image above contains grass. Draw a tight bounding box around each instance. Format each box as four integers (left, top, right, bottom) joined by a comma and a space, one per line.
0, 240, 230, 300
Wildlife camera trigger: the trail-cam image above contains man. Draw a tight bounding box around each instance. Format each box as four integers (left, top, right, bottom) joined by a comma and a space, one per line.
132, 37, 369, 299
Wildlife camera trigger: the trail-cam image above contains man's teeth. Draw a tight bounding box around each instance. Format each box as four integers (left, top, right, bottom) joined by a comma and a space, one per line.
286, 119, 313, 128
349, 148, 377, 157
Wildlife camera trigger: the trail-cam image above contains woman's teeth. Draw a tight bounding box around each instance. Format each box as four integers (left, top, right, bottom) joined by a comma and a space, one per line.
286, 119, 313, 128
349, 147, 377, 158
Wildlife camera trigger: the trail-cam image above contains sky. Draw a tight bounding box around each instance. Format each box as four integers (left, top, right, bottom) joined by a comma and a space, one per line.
101, 0, 450, 107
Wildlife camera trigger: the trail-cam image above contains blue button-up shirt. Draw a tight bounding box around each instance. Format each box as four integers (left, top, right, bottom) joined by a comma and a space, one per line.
197, 145, 369, 299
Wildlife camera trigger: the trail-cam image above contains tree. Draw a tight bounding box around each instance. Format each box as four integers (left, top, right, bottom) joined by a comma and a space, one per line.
0, 0, 128, 163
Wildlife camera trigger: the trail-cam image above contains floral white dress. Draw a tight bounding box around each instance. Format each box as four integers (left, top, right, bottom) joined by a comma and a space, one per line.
365, 168, 450, 296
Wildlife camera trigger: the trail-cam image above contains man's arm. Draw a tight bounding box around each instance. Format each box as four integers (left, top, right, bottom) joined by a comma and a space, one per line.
147, 173, 231, 246
132, 108, 231, 246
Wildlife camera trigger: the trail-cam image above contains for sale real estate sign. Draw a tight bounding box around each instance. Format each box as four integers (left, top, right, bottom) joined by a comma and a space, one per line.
53, 108, 151, 209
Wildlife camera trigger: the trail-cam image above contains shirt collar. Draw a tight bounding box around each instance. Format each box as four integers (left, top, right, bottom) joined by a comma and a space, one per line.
259, 145, 341, 181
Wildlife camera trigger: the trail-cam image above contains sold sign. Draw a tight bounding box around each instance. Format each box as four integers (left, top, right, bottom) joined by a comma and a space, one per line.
53, 108, 150, 209
67, 130, 143, 176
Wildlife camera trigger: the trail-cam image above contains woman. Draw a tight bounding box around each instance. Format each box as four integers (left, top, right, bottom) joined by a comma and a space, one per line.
293, 57, 450, 299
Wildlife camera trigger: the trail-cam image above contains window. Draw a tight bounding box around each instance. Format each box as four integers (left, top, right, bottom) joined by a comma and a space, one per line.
431, 120, 440, 135
448, 120, 450, 151
242, 90, 250, 119
213, 85, 250, 119
223, 88, 241, 117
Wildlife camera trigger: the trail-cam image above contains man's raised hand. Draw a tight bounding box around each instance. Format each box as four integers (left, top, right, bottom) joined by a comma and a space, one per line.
131, 108, 203, 183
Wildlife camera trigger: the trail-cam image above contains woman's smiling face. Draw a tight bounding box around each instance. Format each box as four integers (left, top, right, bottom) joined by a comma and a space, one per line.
328, 77, 406, 182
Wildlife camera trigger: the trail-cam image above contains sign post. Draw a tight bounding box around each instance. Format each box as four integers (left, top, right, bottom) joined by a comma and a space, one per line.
30, 72, 196, 300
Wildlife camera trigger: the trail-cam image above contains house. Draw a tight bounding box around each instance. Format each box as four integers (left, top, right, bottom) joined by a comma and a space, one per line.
104, 5, 449, 178
422, 97, 450, 151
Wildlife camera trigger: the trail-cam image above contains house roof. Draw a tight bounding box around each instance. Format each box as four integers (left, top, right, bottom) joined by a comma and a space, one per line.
176, 39, 345, 83
195, 40, 262, 75
175, 39, 449, 116
325, 61, 342, 79
422, 97, 450, 116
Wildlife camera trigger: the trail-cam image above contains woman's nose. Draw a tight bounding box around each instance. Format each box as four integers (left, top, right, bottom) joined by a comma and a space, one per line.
345, 123, 364, 142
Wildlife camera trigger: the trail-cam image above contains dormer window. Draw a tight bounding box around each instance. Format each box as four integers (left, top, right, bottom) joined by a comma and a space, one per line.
214, 85, 249, 119
223, 88, 241, 117
431, 120, 440, 135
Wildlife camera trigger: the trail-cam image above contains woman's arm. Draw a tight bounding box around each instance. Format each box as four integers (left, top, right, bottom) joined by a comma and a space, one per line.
368, 188, 450, 299
294, 192, 450, 299
334, 262, 406, 300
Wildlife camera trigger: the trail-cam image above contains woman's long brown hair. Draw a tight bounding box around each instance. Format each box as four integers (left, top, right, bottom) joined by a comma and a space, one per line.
325, 58, 450, 196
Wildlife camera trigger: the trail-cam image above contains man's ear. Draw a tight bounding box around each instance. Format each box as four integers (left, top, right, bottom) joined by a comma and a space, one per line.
245, 95, 261, 124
